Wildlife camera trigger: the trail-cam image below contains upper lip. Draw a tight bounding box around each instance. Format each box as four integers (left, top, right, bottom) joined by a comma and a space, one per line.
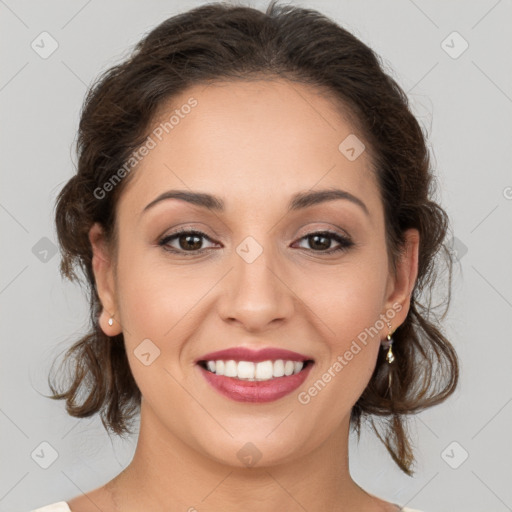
195, 347, 314, 363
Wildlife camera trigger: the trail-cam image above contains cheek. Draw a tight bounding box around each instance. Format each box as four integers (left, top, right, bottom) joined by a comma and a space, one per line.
114, 250, 199, 421
294, 256, 388, 406
114, 247, 219, 392
302, 256, 388, 345
115, 242, 195, 339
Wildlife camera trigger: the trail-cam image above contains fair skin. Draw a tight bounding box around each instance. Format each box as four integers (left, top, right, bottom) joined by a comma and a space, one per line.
69, 79, 419, 512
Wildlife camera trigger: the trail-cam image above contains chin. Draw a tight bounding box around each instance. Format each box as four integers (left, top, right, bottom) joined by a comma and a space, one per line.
187, 424, 321, 470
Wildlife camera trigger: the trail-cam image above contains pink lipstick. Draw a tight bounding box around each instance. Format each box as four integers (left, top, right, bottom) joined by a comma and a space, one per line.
195, 347, 314, 403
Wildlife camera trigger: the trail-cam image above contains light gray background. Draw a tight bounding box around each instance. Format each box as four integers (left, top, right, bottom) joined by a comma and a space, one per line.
1, 1, 511, 511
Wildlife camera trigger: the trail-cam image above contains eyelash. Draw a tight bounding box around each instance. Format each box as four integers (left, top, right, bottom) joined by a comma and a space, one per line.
158, 228, 354, 256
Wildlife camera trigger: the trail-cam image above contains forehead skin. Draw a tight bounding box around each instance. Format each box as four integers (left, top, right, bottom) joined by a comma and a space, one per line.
116, 78, 384, 253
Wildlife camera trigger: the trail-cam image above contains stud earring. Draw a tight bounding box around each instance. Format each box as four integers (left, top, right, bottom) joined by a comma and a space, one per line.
108, 317, 113, 326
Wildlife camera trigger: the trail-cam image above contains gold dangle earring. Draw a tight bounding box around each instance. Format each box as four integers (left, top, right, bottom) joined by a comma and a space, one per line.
382, 319, 395, 396
384, 320, 395, 364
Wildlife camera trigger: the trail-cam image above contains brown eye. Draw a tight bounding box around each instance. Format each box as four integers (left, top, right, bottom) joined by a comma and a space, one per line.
294, 231, 354, 254
159, 229, 217, 254
176, 232, 203, 251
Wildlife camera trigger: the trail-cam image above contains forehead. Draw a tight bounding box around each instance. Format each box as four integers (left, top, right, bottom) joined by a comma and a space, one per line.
118, 78, 379, 218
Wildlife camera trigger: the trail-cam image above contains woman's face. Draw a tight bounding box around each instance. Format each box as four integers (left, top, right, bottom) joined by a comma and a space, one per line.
91, 78, 417, 468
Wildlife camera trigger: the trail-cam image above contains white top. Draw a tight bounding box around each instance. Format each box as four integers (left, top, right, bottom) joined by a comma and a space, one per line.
30, 503, 71, 512
30, 501, 424, 512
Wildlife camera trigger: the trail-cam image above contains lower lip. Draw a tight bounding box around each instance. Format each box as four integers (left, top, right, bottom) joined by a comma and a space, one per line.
197, 363, 314, 403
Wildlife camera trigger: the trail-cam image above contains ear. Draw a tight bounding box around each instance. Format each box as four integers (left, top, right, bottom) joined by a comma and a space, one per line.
383, 228, 420, 329
89, 222, 121, 336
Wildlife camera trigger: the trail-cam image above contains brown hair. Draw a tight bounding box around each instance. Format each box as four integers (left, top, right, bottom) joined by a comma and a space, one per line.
47, 0, 459, 476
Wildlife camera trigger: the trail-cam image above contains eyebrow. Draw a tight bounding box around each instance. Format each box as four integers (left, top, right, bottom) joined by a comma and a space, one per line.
141, 188, 369, 216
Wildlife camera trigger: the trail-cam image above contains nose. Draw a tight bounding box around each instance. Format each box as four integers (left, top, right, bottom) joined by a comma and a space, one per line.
217, 241, 295, 332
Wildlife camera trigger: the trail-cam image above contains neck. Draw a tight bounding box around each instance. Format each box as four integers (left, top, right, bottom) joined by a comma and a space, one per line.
107, 399, 380, 512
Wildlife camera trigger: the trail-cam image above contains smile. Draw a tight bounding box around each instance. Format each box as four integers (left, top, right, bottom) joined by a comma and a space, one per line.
197, 360, 315, 404
198, 359, 311, 380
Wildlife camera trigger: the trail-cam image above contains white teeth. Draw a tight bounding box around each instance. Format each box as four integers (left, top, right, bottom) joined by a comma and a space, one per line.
255, 360, 273, 380
203, 359, 308, 380
284, 360, 295, 376
215, 360, 225, 375
224, 360, 237, 377
273, 359, 285, 377
237, 361, 255, 379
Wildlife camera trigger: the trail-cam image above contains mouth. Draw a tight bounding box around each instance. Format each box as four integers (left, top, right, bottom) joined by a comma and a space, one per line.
197, 358, 314, 381
194, 347, 315, 403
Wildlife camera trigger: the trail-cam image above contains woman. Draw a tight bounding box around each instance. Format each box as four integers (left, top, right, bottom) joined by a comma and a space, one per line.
33, 1, 458, 510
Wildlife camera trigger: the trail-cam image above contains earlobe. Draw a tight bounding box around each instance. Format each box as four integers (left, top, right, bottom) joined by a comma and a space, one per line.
89, 223, 121, 335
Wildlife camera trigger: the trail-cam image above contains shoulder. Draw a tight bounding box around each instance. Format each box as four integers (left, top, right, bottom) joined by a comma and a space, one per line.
372, 495, 424, 512
30, 502, 71, 512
